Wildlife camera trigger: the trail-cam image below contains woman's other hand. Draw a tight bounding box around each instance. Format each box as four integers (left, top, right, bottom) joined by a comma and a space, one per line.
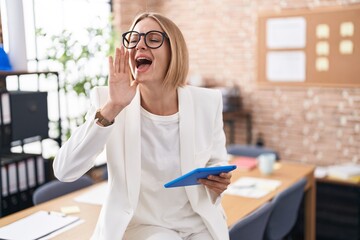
198, 172, 232, 196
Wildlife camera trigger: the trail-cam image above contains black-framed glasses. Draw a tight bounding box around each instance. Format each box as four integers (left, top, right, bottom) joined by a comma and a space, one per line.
122, 30, 168, 49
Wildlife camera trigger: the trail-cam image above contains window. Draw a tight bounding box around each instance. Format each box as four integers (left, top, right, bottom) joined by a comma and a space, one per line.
1, 0, 113, 156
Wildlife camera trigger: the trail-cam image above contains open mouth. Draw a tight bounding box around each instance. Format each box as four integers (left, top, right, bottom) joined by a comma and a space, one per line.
136, 57, 153, 70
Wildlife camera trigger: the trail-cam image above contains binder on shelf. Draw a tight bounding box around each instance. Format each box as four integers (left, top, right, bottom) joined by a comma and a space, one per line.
27, 157, 36, 188
7, 162, 17, 194
0, 153, 48, 217
0, 92, 11, 124
1, 165, 8, 197
0, 92, 12, 150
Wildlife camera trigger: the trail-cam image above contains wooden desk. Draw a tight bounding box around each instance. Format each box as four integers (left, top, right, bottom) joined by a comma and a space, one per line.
0, 183, 103, 240
0, 162, 315, 240
224, 161, 316, 240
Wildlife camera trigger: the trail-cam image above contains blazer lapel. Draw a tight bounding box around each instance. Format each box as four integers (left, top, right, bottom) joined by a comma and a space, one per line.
124, 88, 141, 208
178, 87, 200, 205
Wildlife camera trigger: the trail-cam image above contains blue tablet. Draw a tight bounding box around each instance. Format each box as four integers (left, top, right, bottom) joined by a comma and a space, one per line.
164, 165, 237, 188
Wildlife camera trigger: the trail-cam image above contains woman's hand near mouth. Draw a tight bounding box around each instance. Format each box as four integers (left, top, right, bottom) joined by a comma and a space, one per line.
100, 46, 139, 122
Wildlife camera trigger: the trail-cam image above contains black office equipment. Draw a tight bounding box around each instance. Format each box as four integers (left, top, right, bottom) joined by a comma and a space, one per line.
9, 91, 49, 142
0, 71, 61, 217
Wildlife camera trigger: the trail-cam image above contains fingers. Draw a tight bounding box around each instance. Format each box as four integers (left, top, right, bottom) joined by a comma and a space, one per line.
115, 47, 121, 72
198, 172, 232, 195
124, 50, 129, 74
112, 46, 130, 74
119, 47, 125, 73
199, 178, 227, 195
108, 56, 114, 75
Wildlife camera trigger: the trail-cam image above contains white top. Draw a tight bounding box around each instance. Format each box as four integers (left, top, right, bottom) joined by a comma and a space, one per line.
128, 107, 206, 235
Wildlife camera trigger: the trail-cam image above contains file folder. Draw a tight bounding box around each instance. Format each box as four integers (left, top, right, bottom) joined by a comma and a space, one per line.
1, 153, 48, 217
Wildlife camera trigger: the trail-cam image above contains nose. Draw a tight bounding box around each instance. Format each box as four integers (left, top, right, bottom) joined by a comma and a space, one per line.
136, 35, 147, 50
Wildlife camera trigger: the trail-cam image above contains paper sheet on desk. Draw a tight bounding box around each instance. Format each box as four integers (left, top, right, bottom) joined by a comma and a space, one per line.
0, 211, 80, 240
225, 177, 282, 198
74, 182, 107, 205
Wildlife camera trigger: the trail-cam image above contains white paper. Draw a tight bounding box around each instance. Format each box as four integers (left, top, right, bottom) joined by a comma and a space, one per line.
266, 17, 306, 49
0, 211, 80, 240
38, 219, 84, 240
327, 163, 360, 179
267, 51, 306, 82
75, 182, 107, 205
225, 177, 282, 199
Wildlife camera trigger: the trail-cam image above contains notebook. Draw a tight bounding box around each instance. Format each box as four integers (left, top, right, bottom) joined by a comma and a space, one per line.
232, 156, 258, 171
0, 210, 80, 240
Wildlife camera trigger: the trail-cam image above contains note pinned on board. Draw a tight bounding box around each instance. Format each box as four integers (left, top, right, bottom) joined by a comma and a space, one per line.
0, 211, 80, 240
316, 24, 330, 39
316, 41, 330, 56
340, 22, 354, 37
316, 57, 329, 72
266, 17, 306, 49
266, 51, 306, 82
339, 40, 353, 54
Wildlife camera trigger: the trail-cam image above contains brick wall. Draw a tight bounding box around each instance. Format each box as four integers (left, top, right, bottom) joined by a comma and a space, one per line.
113, 0, 360, 165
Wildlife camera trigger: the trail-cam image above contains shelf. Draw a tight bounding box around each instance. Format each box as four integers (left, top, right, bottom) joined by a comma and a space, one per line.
0, 71, 61, 153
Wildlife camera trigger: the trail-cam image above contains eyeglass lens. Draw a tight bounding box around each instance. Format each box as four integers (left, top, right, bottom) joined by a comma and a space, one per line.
123, 31, 165, 49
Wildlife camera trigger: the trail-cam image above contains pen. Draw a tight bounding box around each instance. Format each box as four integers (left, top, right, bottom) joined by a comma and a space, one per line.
48, 211, 66, 217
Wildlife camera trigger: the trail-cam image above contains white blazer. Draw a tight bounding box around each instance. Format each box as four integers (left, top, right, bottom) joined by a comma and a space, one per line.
53, 85, 230, 240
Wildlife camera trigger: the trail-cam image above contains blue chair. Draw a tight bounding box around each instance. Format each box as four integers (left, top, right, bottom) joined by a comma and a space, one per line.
264, 178, 307, 240
227, 144, 280, 160
229, 201, 275, 240
32, 175, 94, 205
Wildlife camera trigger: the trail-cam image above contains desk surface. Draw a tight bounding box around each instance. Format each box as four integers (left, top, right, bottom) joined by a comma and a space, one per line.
0, 162, 315, 240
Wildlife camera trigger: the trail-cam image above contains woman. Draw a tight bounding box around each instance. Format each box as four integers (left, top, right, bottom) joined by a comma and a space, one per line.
53, 12, 232, 240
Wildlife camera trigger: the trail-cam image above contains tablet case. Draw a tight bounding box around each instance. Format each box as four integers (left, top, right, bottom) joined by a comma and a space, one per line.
164, 165, 237, 188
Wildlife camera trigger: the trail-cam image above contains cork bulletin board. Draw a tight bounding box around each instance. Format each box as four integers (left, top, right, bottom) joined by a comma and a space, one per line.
257, 5, 360, 87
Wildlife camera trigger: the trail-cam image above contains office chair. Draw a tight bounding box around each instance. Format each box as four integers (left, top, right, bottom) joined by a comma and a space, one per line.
227, 144, 280, 160
264, 177, 307, 240
32, 175, 94, 205
229, 201, 275, 240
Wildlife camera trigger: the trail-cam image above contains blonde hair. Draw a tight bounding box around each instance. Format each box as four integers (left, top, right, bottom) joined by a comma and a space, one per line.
128, 12, 189, 90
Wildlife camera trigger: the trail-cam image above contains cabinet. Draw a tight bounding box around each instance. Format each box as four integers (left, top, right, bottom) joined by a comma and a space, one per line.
293, 178, 360, 240
315, 179, 360, 240
0, 71, 61, 217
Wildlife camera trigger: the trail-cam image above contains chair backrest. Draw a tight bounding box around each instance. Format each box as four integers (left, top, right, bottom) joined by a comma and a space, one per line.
227, 144, 280, 160
32, 175, 94, 205
229, 201, 275, 240
264, 177, 307, 240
